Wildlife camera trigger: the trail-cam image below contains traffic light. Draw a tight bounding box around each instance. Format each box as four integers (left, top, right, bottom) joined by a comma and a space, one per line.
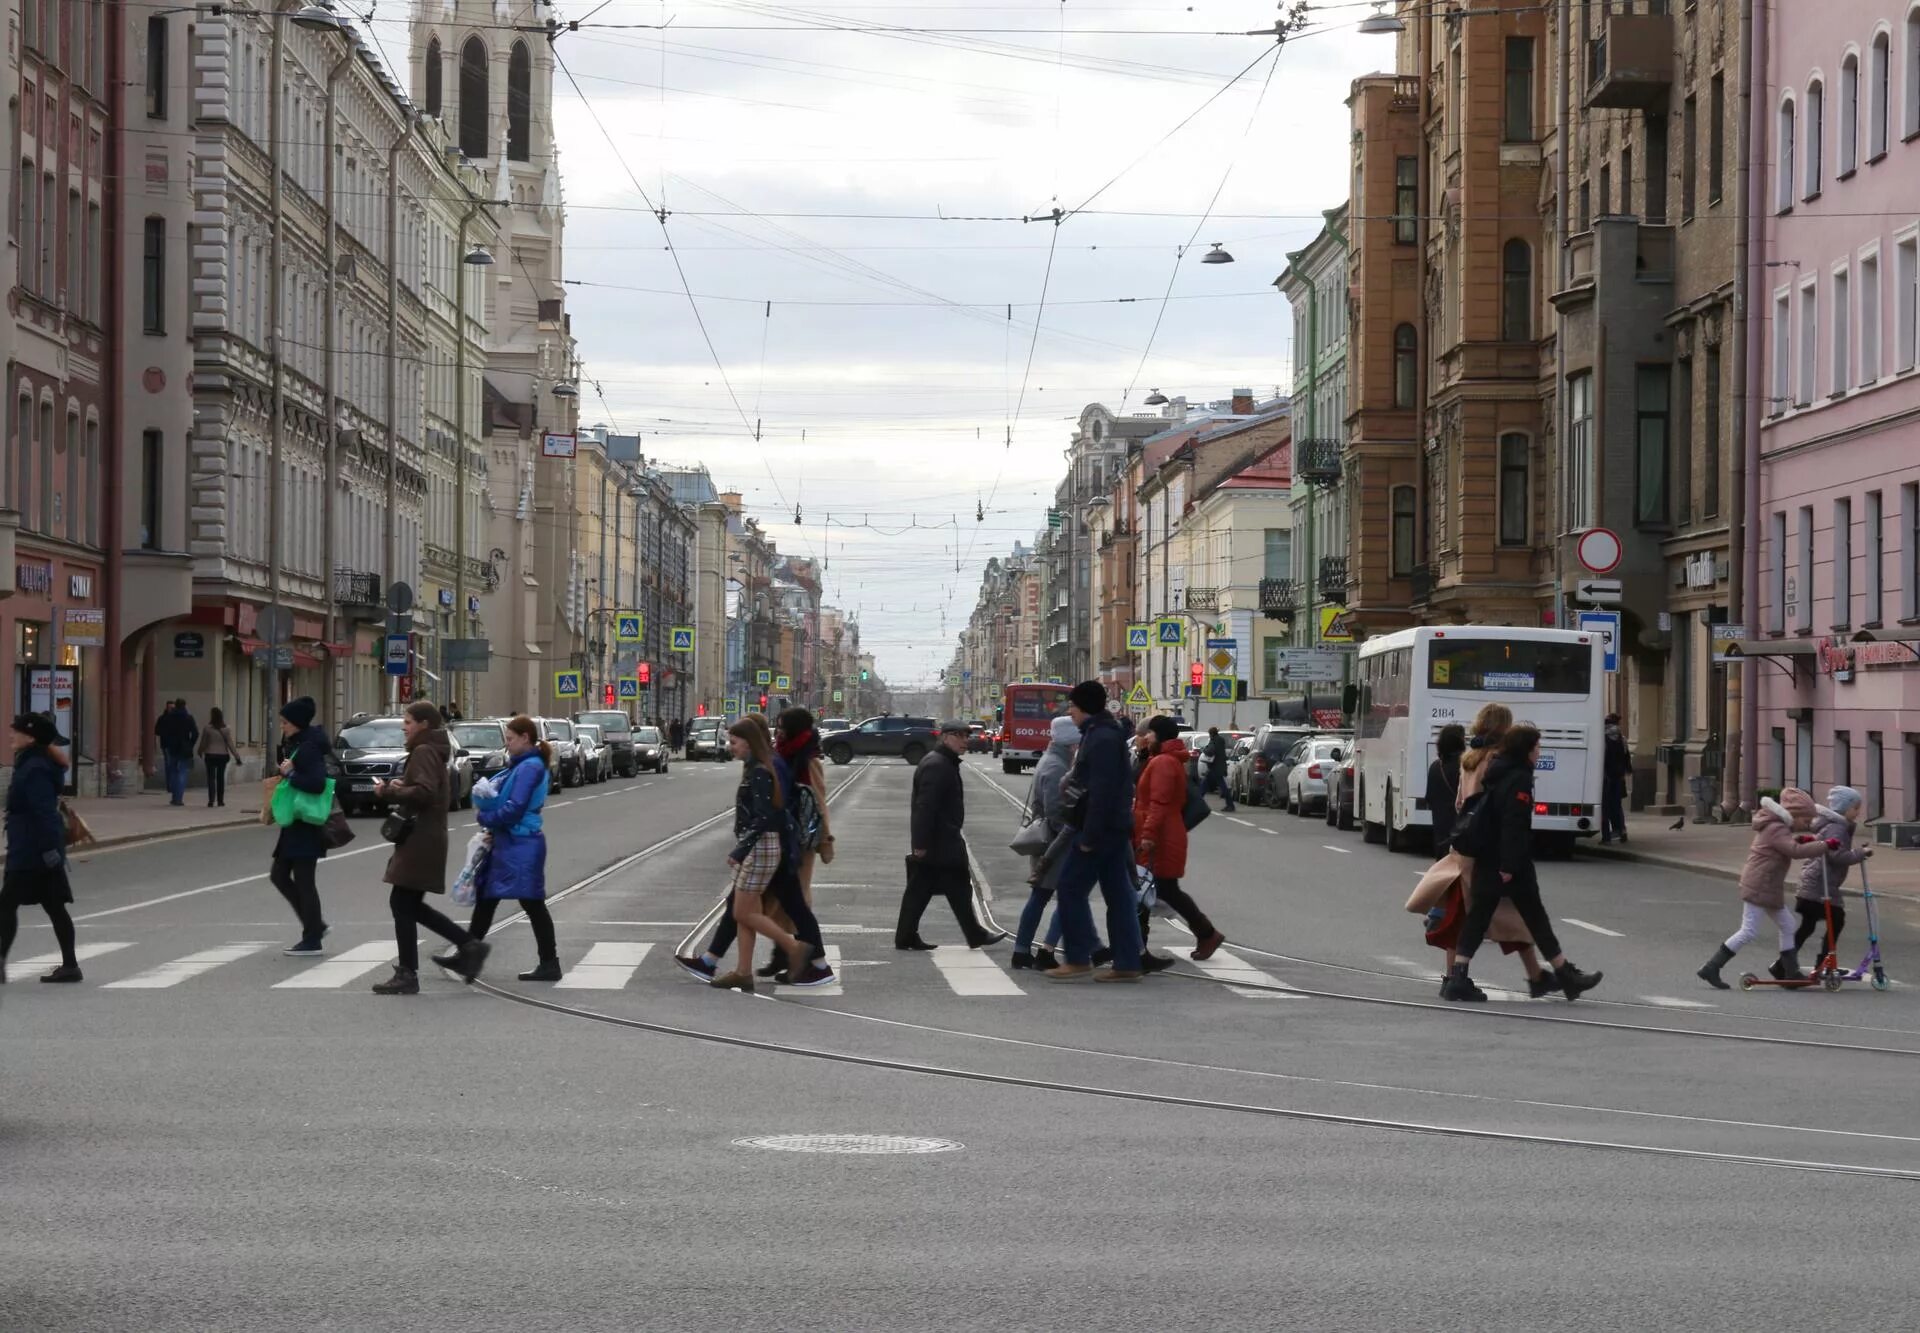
697, 703, 707, 716
603, 683, 615, 706
759, 693, 769, 710
860, 668, 870, 681
637, 661, 651, 685
1189, 661, 1204, 688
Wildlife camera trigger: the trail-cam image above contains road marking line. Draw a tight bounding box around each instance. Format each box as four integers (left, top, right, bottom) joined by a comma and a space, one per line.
1641, 995, 1716, 1010
104, 942, 274, 989
1225, 816, 1259, 829
1321, 844, 1352, 855
1561, 917, 1626, 938
1259, 827, 1278, 835
782, 944, 845, 997
1187, 945, 1305, 999
930, 944, 1023, 996
553, 942, 653, 990
271, 941, 394, 989
1375, 955, 1426, 971
10, 941, 134, 974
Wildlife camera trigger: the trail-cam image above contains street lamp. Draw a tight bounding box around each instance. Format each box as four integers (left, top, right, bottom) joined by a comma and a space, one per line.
1199, 242, 1235, 265
1357, 2, 1406, 36
1145, 389, 1169, 406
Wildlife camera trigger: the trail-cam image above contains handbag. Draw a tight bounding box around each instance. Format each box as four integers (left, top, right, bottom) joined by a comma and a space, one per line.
380, 811, 416, 846
60, 799, 96, 849
271, 777, 336, 828
1009, 819, 1052, 856
323, 806, 357, 850
1134, 864, 1158, 910
1180, 771, 1211, 831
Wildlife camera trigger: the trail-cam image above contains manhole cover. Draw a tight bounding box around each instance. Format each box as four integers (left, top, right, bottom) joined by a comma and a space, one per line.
733, 1133, 962, 1155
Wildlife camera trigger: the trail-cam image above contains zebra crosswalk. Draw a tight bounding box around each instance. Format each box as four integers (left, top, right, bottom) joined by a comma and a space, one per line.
5, 934, 1306, 1001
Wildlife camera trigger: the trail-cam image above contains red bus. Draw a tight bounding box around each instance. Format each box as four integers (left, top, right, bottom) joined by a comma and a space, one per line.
999, 682, 1073, 773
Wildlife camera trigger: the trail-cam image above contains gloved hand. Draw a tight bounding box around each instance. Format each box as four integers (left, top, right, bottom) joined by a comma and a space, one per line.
1826, 837, 1843, 851
1795, 834, 1818, 844
41, 848, 63, 868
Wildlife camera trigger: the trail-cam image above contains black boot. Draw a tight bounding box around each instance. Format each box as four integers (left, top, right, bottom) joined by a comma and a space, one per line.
371, 966, 419, 995
1697, 945, 1735, 990
518, 957, 563, 982
1527, 970, 1563, 999
1771, 950, 1805, 982
1555, 961, 1603, 1001
437, 938, 491, 984
1439, 964, 1487, 1003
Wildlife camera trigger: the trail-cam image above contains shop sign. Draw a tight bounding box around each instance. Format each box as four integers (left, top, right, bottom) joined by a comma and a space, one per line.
69, 574, 94, 599
174, 632, 206, 659
1816, 637, 1855, 682
61, 607, 105, 647
1683, 552, 1720, 589
437, 588, 455, 608
15, 561, 52, 596
1856, 641, 1920, 670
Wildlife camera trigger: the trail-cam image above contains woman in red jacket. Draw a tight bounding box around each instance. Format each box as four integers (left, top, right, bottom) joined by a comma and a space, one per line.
1133, 716, 1226, 966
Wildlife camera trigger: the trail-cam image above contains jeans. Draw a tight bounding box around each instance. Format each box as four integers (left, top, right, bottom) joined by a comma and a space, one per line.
468, 895, 558, 961
390, 886, 470, 971
707, 860, 825, 960
203, 755, 230, 806
164, 752, 191, 804
1601, 776, 1627, 840
270, 856, 327, 942
1457, 863, 1562, 963
1202, 764, 1235, 810
1054, 840, 1143, 969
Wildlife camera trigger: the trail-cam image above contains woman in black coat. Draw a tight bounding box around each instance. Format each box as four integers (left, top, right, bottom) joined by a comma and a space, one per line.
1, 712, 80, 983
270, 696, 333, 955
1425, 723, 1467, 854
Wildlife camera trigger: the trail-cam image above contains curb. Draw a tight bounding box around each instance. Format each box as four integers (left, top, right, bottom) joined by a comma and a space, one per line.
75, 813, 262, 853
1576, 843, 1739, 883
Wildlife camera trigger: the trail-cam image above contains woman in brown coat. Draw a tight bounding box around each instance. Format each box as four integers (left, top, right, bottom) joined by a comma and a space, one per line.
370, 701, 489, 994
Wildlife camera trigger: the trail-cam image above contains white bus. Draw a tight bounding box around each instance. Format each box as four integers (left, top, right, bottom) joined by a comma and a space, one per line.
1352, 625, 1606, 852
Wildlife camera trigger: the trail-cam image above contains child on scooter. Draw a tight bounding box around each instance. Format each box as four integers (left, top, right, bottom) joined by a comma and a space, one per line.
1697, 787, 1834, 990
1791, 785, 1874, 974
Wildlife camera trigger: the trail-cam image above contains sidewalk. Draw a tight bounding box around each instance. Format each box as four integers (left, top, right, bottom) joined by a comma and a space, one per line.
1581, 811, 1920, 897
66, 792, 259, 852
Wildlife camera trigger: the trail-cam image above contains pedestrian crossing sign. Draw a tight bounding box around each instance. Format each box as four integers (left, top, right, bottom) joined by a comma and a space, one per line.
554, 671, 582, 698
756, 669, 772, 685
1206, 674, 1235, 702
616, 612, 643, 641
1125, 681, 1153, 707
1020, 675, 1035, 684
723, 697, 740, 715
832, 690, 843, 702
1126, 623, 1151, 650
1156, 618, 1186, 647
670, 626, 695, 652
775, 674, 791, 691
617, 677, 640, 699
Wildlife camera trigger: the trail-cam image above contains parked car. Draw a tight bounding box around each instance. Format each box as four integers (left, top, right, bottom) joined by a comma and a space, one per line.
818, 717, 851, 734
335, 716, 473, 816
632, 725, 671, 772
1238, 725, 1318, 807
821, 715, 941, 766
450, 720, 512, 794
686, 717, 728, 761
532, 717, 585, 788
1188, 730, 1250, 784
574, 709, 638, 777
573, 723, 611, 783
1325, 752, 1358, 831
967, 723, 992, 754
1283, 738, 1350, 816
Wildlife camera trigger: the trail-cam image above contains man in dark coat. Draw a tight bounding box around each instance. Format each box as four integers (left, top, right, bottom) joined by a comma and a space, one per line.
154, 698, 199, 805
896, 721, 1002, 950
1046, 681, 1145, 982
1, 713, 81, 983
1201, 726, 1236, 812
1601, 713, 1631, 844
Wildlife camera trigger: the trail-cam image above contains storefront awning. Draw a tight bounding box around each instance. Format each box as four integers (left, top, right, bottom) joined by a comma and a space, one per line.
1850, 626, 1920, 643
1722, 638, 1817, 658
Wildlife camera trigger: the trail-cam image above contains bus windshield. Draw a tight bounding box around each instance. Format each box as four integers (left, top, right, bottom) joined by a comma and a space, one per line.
1427, 640, 1593, 694
1009, 688, 1071, 719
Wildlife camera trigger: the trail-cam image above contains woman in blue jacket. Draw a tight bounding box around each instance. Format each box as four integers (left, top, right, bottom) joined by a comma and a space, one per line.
1, 713, 80, 983
271, 696, 333, 955
459, 714, 563, 981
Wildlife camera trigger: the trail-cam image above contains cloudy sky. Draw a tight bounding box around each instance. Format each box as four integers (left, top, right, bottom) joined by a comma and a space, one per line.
377, 2, 1392, 687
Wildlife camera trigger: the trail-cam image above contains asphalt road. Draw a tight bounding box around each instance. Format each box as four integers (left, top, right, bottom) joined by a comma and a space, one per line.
5, 751, 1919, 1330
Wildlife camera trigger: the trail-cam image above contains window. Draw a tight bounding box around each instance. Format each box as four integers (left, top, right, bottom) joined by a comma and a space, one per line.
1769, 510, 1787, 633
1709, 73, 1726, 203
1861, 249, 1881, 383
1840, 53, 1860, 174
1565, 371, 1594, 529
1833, 265, 1852, 392
424, 37, 442, 116
1579, 179, 1591, 231
40, 172, 54, 294
1797, 281, 1817, 405
85, 202, 99, 320
1498, 433, 1529, 546
1797, 505, 1816, 632
1904, 482, 1920, 620
146, 17, 168, 118
507, 42, 531, 161
1834, 731, 1852, 787
66, 187, 79, 308
1645, 114, 1667, 222
1675, 356, 1694, 522
1503, 37, 1534, 141
458, 37, 488, 159
1394, 156, 1417, 244
84, 418, 98, 546
1621, 145, 1634, 217
1804, 80, 1824, 198
64, 409, 78, 542
1909, 10, 1920, 139
1424, 640, 1593, 695
140, 430, 163, 548
1703, 344, 1721, 517
1771, 727, 1787, 791
37, 400, 51, 535
1834, 497, 1854, 628
1635, 365, 1670, 526
1897, 235, 1918, 372
1501, 240, 1532, 341
1263, 528, 1290, 580
1777, 96, 1796, 212
1866, 490, 1885, 623
1599, 162, 1612, 214
1866, 731, 1884, 817
1390, 487, 1416, 577
142, 216, 165, 333
1682, 95, 1698, 219
1870, 32, 1890, 159
1393, 324, 1417, 408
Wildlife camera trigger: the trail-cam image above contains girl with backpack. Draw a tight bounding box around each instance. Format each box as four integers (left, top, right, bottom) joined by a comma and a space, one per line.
1439, 725, 1603, 1004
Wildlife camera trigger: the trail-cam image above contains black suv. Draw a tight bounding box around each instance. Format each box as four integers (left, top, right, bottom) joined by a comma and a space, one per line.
821, 716, 940, 766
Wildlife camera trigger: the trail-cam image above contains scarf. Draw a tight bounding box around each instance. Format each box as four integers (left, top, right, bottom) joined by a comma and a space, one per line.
775, 727, 817, 763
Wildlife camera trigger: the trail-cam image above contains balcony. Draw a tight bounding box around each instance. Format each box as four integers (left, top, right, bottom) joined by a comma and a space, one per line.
1317, 556, 1348, 605
1183, 587, 1219, 613
333, 569, 383, 617
1296, 439, 1343, 485
1585, 10, 1673, 110
1259, 578, 1299, 624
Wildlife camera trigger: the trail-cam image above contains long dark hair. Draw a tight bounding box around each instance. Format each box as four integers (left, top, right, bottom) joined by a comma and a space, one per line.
1436, 723, 1466, 760
1499, 724, 1542, 764
208, 706, 226, 728
405, 701, 442, 728
730, 717, 784, 808
505, 714, 553, 768
777, 706, 815, 741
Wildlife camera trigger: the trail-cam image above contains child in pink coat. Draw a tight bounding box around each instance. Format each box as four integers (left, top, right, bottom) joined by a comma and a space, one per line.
1697, 787, 1834, 989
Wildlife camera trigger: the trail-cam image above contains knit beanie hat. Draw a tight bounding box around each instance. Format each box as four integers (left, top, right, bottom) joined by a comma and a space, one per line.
1826, 785, 1863, 815
1778, 787, 1816, 819
280, 696, 317, 729
1147, 715, 1180, 745
1068, 680, 1107, 713
1049, 714, 1080, 745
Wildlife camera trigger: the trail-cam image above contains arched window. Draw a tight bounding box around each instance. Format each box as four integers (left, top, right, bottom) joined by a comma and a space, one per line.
424, 37, 442, 117
1776, 95, 1796, 212
1840, 53, 1859, 175
507, 42, 531, 161
1804, 79, 1823, 197
1502, 239, 1532, 341
1869, 31, 1890, 158
1393, 324, 1416, 408
1390, 486, 1417, 577
458, 36, 487, 160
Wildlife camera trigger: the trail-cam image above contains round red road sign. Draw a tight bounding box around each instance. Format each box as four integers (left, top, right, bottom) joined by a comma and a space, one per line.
1576, 527, 1623, 575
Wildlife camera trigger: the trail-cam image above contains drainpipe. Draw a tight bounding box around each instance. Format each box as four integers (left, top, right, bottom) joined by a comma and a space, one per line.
1555, 0, 1571, 630
452, 199, 483, 715
264, 10, 285, 750
1736, 0, 1764, 814
321, 42, 354, 728
384, 120, 411, 714
1415, 5, 1431, 609
102, 2, 126, 795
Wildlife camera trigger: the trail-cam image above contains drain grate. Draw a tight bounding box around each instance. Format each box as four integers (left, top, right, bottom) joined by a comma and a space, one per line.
733, 1133, 962, 1155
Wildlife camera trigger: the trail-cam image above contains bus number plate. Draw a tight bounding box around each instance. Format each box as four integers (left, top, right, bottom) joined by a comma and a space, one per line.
1534, 754, 1557, 771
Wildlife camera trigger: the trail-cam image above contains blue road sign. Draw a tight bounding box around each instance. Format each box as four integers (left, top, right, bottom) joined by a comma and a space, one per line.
384, 635, 409, 676
617, 678, 640, 699
670, 627, 695, 652
554, 671, 582, 698
1156, 619, 1186, 646
1579, 610, 1621, 673
1127, 624, 1151, 650
1207, 675, 1235, 701
616, 614, 643, 642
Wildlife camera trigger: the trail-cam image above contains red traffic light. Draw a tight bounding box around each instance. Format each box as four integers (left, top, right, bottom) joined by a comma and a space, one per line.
759, 693, 769, 710
637, 661, 651, 685
696, 703, 708, 717
1188, 661, 1204, 687
604, 683, 615, 706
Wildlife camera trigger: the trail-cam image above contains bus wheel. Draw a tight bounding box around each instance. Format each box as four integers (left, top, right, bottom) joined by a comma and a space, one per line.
1359, 783, 1386, 844
1384, 785, 1412, 852
1003, 759, 1020, 775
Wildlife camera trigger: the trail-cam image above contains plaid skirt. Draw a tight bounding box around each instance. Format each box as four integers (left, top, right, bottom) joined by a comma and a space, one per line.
729, 838, 780, 897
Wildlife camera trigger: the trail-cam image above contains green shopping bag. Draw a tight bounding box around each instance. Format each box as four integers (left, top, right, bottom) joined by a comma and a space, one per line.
270, 777, 336, 827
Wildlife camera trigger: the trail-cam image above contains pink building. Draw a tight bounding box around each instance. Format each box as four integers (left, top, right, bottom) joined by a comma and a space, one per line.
1752, 3, 1920, 818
